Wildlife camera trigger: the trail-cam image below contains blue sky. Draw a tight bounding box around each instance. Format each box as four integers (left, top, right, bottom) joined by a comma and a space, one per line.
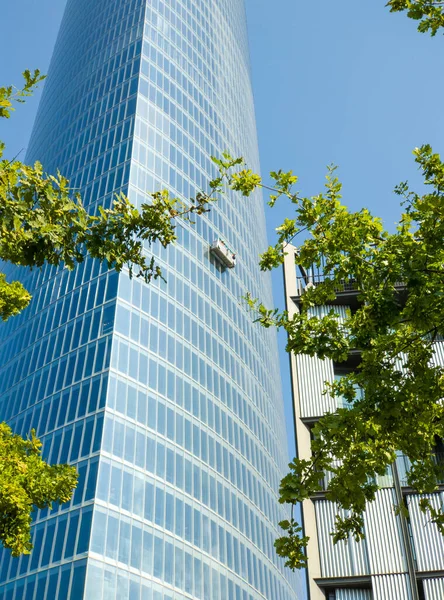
1, 1, 444, 457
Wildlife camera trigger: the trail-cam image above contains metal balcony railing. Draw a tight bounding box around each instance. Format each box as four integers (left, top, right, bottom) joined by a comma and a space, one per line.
294, 262, 406, 299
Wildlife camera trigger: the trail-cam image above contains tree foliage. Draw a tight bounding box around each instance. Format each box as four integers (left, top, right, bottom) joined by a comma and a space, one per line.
226, 147, 444, 570
0, 72, 227, 322
223, 2, 444, 567
3, 0, 443, 558
0, 423, 77, 556
387, 0, 444, 35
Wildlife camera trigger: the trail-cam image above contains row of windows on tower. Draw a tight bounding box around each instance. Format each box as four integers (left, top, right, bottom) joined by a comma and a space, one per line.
102, 408, 280, 527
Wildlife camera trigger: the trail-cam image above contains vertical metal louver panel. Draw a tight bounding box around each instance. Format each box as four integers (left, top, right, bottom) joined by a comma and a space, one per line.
432, 341, 444, 367
296, 353, 335, 418
307, 305, 349, 324
365, 489, 408, 574
296, 305, 349, 419
407, 494, 444, 572
315, 500, 370, 577
423, 577, 444, 600
396, 452, 412, 487
371, 574, 413, 600
336, 589, 373, 600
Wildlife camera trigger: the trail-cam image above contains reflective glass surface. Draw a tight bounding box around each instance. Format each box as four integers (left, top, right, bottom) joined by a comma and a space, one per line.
0, 0, 303, 598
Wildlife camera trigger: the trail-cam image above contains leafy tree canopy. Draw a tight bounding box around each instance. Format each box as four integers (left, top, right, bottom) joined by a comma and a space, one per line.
220, 0, 444, 570
0, 72, 225, 321
387, 0, 444, 35
0, 423, 77, 556
2, 0, 444, 559
219, 146, 444, 570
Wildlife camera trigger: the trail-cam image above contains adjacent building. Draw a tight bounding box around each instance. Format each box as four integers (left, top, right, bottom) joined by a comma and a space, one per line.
0, 1, 304, 598
284, 244, 444, 600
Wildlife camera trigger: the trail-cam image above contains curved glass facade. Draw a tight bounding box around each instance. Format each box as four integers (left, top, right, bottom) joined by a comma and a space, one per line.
0, 0, 303, 598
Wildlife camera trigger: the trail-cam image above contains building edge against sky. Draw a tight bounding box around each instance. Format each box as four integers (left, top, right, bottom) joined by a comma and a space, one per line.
283, 244, 444, 600
0, 0, 304, 599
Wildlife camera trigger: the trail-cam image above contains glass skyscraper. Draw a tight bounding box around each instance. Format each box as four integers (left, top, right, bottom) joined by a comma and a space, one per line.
0, 0, 303, 599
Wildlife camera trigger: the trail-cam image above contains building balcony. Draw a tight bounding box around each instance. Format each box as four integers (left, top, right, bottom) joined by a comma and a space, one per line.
291, 262, 406, 310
